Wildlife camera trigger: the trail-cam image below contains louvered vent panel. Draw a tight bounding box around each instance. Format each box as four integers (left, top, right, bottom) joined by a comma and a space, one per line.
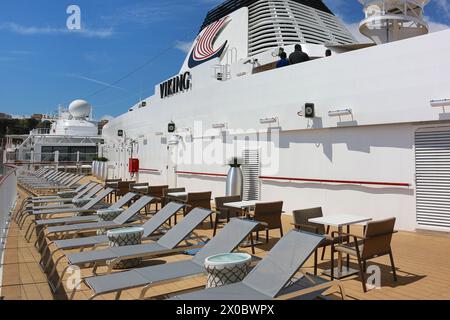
242, 149, 261, 201
415, 128, 450, 229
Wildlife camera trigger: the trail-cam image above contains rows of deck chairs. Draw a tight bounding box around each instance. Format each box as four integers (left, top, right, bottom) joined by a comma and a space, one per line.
15, 168, 346, 301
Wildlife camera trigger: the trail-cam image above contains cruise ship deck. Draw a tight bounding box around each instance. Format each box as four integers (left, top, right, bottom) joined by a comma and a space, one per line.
1, 178, 449, 301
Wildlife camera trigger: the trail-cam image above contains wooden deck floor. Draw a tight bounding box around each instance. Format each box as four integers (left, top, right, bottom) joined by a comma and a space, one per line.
1, 187, 449, 300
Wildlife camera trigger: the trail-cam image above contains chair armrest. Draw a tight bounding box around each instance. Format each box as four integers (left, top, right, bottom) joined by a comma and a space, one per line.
292, 223, 320, 234
331, 231, 366, 240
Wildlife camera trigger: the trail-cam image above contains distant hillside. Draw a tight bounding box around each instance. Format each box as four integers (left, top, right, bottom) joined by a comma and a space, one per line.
0, 118, 51, 138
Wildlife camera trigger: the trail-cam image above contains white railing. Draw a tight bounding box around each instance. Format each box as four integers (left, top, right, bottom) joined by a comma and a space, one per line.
0, 164, 18, 293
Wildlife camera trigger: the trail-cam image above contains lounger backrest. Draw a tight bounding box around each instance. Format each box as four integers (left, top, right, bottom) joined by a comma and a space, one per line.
242, 230, 325, 298
66, 175, 84, 187
110, 192, 136, 209
59, 174, 75, 185
81, 188, 114, 210
142, 202, 185, 237
55, 173, 71, 184
74, 181, 92, 193
35, 169, 47, 177
79, 184, 103, 200
55, 172, 71, 182
112, 196, 154, 225
157, 208, 213, 249
46, 171, 62, 181
192, 218, 260, 266
73, 183, 98, 200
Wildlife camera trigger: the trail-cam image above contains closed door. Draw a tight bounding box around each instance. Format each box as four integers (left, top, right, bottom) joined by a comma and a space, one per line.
167, 144, 178, 187
415, 127, 450, 230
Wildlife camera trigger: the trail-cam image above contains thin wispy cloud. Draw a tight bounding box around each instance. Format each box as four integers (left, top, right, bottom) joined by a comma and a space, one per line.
0, 22, 115, 38
0, 49, 35, 63
100, 1, 210, 26
67, 74, 126, 91
174, 40, 193, 53
436, 0, 450, 19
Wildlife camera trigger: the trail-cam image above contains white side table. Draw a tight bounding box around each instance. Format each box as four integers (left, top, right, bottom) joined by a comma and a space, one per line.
204, 253, 252, 288
107, 227, 144, 269
96, 208, 124, 235
309, 214, 372, 279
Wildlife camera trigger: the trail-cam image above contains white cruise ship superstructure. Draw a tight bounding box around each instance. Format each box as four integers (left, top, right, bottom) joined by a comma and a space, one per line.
100, 0, 450, 232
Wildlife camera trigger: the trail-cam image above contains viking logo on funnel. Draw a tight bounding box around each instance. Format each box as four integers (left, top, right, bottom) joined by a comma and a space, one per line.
188, 16, 231, 68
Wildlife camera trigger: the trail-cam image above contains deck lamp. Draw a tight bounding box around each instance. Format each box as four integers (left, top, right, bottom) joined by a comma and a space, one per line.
328, 109, 353, 117
212, 123, 227, 129
430, 99, 450, 108
260, 117, 278, 124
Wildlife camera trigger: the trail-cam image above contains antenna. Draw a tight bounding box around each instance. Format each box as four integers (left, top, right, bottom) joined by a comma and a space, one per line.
358, 0, 430, 44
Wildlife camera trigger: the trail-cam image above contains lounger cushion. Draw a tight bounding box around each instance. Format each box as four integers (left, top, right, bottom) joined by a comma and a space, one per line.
85, 260, 203, 295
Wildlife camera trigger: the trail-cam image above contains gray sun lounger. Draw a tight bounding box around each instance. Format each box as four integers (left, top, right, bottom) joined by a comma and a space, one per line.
76, 218, 260, 300
26, 187, 114, 217
24, 181, 93, 203
53, 207, 214, 293
18, 188, 114, 231
170, 230, 346, 301
15, 181, 96, 220
34, 192, 137, 230
43, 202, 185, 271
20, 171, 65, 186
36, 175, 84, 190
26, 181, 93, 201
44, 195, 155, 239
29, 182, 98, 204
28, 173, 83, 190
15, 184, 103, 225
26, 184, 103, 211
24, 188, 124, 243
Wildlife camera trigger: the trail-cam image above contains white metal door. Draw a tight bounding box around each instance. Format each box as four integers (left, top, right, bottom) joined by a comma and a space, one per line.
415, 127, 450, 230
242, 149, 261, 201
167, 144, 178, 187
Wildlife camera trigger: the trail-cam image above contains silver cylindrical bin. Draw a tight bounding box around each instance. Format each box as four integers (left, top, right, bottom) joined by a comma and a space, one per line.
226, 157, 243, 197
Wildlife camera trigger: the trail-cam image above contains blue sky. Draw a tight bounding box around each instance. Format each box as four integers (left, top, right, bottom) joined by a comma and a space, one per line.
0, 0, 449, 119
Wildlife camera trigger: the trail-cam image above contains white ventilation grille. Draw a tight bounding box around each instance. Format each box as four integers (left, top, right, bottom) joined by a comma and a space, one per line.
242, 149, 261, 201
248, 0, 356, 56
415, 128, 450, 229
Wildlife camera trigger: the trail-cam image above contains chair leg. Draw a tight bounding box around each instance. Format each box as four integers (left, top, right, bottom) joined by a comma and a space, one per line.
389, 249, 398, 282
314, 249, 318, 276
213, 217, 218, 237
250, 233, 255, 255
357, 257, 367, 293
330, 245, 335, 280
266, 229, 269, 244
321, 246, 326, 261
209, 215, 214, 229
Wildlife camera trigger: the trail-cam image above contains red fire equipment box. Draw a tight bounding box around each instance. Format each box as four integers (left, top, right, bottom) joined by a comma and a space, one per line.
129, 158, 139, 173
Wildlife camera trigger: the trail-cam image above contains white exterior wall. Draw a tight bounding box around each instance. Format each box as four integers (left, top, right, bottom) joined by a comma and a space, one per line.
102, 30, 450, 232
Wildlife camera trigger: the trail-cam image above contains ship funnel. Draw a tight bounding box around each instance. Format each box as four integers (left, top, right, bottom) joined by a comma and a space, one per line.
358, 0, 429, 44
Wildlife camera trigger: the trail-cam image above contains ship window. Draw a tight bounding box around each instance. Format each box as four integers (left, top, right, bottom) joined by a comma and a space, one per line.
40, 146, 97, 162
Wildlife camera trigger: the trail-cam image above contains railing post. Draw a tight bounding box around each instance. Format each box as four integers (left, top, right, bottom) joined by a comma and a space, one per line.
30, 150, 34, 171
54, 151, 59, 171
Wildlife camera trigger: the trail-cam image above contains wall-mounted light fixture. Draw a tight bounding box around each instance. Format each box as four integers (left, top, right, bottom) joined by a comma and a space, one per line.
212, 122, 227, 129
430, 99, 450, 108
154, 132, 164, 136
168, 135, 181, 145
260, 117, 278, 124
328, 109, 353, 117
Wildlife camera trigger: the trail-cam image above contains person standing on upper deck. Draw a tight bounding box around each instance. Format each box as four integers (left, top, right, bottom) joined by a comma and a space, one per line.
289, 45, 310, 65
276, 52, 290, 68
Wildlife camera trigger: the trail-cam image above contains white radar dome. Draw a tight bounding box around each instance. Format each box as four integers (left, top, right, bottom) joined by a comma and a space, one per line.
69, 99, 91, 119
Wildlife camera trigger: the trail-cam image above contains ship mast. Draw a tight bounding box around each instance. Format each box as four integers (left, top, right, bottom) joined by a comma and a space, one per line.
359, 0, 430, 44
